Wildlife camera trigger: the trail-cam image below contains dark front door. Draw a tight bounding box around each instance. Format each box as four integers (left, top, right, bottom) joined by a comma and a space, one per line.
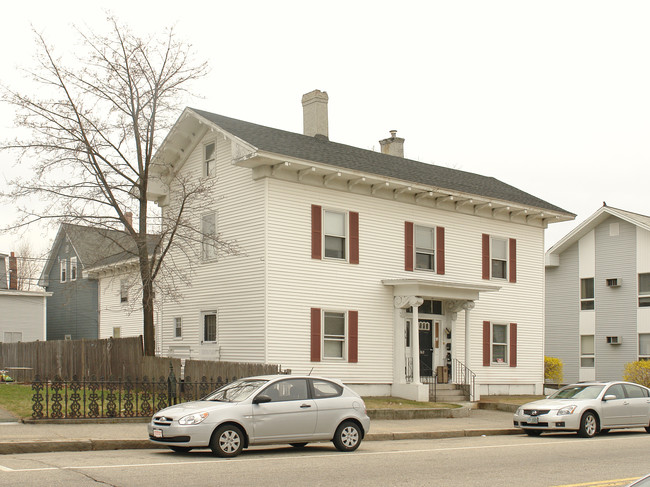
419, 320, 434, 376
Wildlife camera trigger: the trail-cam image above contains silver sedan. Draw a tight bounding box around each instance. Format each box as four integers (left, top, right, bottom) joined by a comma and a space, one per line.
148, 375, 371, 457
513, 381, 650, 437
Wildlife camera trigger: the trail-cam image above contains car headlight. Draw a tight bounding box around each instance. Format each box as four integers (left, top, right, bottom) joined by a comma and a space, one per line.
516, 407, 523, 415
557, 405, 577, 415
178, 412, 209, 425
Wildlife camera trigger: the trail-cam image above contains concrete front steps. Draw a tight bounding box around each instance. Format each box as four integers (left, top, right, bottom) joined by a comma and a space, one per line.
429, 383, 470, 403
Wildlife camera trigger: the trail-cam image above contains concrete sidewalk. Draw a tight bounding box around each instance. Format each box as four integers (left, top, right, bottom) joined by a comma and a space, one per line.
0, 408, 520, 455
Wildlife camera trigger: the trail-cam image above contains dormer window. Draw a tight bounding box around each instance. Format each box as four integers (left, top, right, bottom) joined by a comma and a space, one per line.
204, 142, 216, 177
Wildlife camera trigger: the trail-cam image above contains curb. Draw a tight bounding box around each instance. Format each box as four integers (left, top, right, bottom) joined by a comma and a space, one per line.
0, 428, 521, 455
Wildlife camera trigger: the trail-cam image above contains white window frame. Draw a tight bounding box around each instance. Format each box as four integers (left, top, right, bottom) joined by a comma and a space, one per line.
581, 278, 595, 310
580, 335, 595, 367
64, 335, 72, 341
322, 310, 347, 360
60, 259, 67, 283
323, 209, 347, 261
3, 331, 22, 343
113, 327, 121, 338
640, 333, 650, 361
120, 279, 129, 303
174, 317, 182, 339
70, 257, 78, 281
201, 212, 218, 261
491, 323, 508, 365
414, 225, 436, 271
202, 311, 218, 343
490, 237, 508, 280
639, 273, 650, 308
204, 141, 216, 177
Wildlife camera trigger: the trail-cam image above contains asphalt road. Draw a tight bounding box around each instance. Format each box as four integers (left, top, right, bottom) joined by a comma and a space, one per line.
1, 432, 649, 487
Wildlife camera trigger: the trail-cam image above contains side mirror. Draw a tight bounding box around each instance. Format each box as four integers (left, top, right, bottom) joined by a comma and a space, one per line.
603, 394, 617, 401
253, 394, 272, 404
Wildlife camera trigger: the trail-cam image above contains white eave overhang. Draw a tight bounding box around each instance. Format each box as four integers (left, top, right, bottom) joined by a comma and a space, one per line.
382, 278, 501, 301
235, 150, 574, 228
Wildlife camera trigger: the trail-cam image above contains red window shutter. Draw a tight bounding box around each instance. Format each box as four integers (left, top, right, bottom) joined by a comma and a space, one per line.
310, 308, 321, 362
483, 321, 491, 367
405, 222, 414, 271
349, 212, 359, 265
509, 238, 517, 283
436, 226, 445, 275
348, 310, 358, 363
482, 234, 490, 280
510, 323, 517, 367
311, 205, 322, 260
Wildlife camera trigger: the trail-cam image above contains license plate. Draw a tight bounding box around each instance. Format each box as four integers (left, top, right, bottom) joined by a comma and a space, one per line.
153, 428, 163, 438
528, 416, 539, 424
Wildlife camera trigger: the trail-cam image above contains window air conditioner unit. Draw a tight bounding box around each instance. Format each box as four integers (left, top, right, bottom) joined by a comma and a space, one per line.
606, 278, 621, 287
606, 336, 622, 345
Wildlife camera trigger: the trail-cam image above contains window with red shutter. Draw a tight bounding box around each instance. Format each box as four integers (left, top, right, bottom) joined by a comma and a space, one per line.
483, 321, 491, 366
482, 234, 490, 280
311, 205, 322, 260
348, 311, 358, 363
509, 238, 517, 283
509, 323, 517, 367
349, 212, 359, 265
310, 308, 321, 362
405, 222, 414, 271
436, 226, 445, 275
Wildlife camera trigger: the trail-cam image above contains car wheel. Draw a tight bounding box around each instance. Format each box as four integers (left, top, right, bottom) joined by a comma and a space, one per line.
599, 429, 610, 435
210, 424, 244, 458
290, 443, 308, 448
333, 420, 362, 452
169, 446, 192, 453
524, 429, 542, 437
578, 412, 598, 438
645, 425, 650, 434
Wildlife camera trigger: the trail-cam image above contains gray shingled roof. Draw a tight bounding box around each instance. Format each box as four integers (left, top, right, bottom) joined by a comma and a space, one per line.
191, 108, 572, 215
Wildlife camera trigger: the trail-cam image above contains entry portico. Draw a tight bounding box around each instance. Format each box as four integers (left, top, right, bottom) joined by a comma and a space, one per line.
383, 278, 500, 401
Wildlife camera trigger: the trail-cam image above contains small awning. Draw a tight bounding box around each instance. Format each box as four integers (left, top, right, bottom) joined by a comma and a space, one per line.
382, 278, 500, 301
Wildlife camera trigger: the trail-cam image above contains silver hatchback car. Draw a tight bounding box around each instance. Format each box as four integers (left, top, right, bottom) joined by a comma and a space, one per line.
513, 381, 650, 438
148, 375, 371, 457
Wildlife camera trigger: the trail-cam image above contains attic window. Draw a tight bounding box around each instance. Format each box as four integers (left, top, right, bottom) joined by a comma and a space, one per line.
70, 257, 78, 281
204, 142, 216, 177
60, 259, 67, 283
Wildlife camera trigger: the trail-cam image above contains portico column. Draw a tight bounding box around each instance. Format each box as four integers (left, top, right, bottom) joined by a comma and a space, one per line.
463, 301, 476, 366
394, 296, 424, 384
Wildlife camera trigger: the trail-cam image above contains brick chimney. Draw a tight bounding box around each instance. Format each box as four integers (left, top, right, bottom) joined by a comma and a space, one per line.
301, 89, 329, 139
379, 130, 405, 158
9, 251, 18, 290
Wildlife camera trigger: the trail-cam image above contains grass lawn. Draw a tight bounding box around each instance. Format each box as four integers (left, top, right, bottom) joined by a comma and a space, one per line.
363, 396, 461, 409
0, 383, 33, 419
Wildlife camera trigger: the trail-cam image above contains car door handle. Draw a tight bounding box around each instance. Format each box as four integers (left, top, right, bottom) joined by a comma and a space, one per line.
300, 404, 312, 409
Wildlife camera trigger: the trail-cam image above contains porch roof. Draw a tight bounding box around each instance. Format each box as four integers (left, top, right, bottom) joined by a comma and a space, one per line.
382, 278, 500, 301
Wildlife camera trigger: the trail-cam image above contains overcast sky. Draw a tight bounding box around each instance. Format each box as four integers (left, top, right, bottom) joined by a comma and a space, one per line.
1, 0, 648, 260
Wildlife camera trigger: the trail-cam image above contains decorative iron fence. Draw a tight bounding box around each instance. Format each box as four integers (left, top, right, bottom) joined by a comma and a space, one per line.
31, 373, 233, 420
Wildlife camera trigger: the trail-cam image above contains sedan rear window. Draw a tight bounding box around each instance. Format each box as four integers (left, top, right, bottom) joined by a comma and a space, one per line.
312, 379, 343, 398
204, 379, 268, 402
550, 385, 604, 399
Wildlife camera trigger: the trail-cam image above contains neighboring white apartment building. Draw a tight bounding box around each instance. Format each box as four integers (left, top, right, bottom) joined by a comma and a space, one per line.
147, 90, 574, 400
546, 205, 650, 383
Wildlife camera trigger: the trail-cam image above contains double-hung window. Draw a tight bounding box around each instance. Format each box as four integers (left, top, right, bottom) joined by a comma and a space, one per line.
415, 226, 435, 271
204, 142, 216, 177
580, 335, 595, 367
640, 334, 650, 361
203, 312, 217, 342
174, 317, 182, 339
120, 279, 129, 303
70, 257, 77, 281
60, 259, 67, 283
491, 238, 508, 279
202, 212, 218, 261
323, 210, 346, 260
639, 273, 650, 307
492, 323, 508, 364
581, 278, 595, 310
323, 311, 346, 359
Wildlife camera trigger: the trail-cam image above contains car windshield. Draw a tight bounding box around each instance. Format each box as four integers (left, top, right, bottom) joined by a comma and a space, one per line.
203, 379, 268, 402
549, 385, 604, 400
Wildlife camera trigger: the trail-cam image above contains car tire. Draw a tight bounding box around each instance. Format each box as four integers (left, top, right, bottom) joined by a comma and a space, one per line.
599, 429, 610, 435
290, 443, 308, 448
333, 420, 362, 452
578, 411, 598, 438
645, 425, 650, 434
169, 446, 192, 453
524, 429, 542, 437
210, 424, 244, 458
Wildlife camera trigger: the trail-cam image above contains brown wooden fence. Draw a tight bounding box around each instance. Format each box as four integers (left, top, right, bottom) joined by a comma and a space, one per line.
0, 336, 283, 382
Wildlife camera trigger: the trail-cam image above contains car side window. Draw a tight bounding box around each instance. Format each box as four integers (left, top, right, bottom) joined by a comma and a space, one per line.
311, 379, 343, 399
605, 384, 626, 399
623, 384, 647, 399
262, 379, 309, 402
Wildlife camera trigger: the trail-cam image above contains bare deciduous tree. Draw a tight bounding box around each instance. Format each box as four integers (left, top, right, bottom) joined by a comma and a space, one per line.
15, 240, 43, 291
1, 17, 230, 355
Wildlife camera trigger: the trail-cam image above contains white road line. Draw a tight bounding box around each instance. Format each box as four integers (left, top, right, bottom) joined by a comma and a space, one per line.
2, 436, 648, 473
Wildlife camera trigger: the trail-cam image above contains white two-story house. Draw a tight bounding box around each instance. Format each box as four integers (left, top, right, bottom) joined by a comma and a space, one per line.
546, 205, 650, 383
147, 90, 574, 400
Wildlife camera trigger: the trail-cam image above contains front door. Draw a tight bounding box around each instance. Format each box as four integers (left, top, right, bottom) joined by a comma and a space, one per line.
419, 320, 434, 376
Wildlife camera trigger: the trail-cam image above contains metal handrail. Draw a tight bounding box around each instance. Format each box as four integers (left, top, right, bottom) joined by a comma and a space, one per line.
452, 358, 476, 401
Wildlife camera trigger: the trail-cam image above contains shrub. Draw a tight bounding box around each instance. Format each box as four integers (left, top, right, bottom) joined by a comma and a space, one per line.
622, 361, 650, 387
544, 356, 564, 384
